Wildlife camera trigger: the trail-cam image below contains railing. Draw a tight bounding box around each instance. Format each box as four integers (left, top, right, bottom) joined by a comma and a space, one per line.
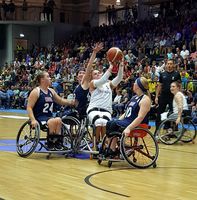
0, 6, 90, 25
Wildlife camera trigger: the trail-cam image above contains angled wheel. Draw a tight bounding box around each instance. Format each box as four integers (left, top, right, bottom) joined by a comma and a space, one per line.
16, 120, 40, 157
181, 117, 197, 143
62, 116, 80, 147
156, 118, 183, 145
99, 135, 108, 156
120, 128, 159, 168
61, 122, 73, 150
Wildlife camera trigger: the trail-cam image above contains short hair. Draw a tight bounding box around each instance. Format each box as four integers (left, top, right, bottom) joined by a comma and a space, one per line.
76, 68, 85, 76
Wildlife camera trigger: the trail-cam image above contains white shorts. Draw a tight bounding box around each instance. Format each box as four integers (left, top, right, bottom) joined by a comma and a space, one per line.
88, 110, 112, 127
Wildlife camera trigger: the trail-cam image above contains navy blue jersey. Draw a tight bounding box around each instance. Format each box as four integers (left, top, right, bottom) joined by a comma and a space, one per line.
116, 95, 149, 127
74, 84, 89, 116
33, 88, 54, 119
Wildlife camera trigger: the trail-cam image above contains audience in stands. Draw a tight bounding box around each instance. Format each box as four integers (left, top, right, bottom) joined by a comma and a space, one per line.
0, 1, 196, 122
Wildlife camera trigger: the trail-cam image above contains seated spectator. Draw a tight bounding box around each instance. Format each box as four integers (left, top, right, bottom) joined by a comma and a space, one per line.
114, 89, 129, 117
0, 86, 10, 108
112, 88, 122, 117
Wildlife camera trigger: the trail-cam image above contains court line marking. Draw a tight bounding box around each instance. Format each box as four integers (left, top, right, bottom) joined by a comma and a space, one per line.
84, 168, 131, 198
158, 146, 197, 155
0, 115, 28, 120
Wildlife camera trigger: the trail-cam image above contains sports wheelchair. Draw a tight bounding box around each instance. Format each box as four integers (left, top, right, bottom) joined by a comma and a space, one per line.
97, 124, 159, 168
16, 120, 73, 159
61, 112, 99, 159
156, 112, 196, 145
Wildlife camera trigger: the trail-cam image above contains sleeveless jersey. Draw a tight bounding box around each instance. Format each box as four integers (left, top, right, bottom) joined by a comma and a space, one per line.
33, 88, 54, 119
87, 82, 112, 114
74, 84, 89, 116
116, 95, 149, 127
173, 91, 188, 113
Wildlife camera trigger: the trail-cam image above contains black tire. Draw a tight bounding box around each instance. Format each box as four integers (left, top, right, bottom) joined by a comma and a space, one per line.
120, 128, 159, 168
61, 122, 73, 151
181, 117, 197, 143
108, 161, 112, 168
62, 115, 80, 149
99, 135, 108, 155
99, 132, 121, 158
97, 159, 102, 165
16, 120, 40, 157
156, 118, 183, 145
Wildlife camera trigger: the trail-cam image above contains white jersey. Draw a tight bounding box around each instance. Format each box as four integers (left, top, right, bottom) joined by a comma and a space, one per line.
87, 82, 112, 113
173, 91, 188, 113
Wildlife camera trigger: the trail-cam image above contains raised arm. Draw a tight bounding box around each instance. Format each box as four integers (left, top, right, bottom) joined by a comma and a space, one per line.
89, 63, 113, 90
81, 42, 103, 90
110, 60, 124, 89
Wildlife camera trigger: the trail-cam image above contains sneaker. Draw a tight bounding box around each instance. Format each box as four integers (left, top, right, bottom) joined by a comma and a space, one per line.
47, 142, 55, 151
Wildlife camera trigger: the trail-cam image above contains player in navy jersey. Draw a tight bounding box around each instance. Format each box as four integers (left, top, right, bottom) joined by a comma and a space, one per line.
74, 42, 103, 118
27, 71, 74, 150
105, 77, 151, 155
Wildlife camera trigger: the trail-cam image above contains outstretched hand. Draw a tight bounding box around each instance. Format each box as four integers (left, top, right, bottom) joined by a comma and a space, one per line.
92, 42, 103, 53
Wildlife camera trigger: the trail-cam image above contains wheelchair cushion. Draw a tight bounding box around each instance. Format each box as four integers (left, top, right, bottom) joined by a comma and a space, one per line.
129, 124, 149, 138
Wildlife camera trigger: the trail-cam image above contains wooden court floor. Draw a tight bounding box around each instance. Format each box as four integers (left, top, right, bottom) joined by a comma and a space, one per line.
0, 112, 197, 200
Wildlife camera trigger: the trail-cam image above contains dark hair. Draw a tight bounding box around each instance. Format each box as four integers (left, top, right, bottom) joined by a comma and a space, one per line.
167, 59, 175, 64
76, 68, 85, 76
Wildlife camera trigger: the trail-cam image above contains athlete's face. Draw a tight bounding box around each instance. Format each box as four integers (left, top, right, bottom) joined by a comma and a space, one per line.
170, 82, 179, 94
77, 70, 85, 82
92, 70, 102, 80
41, 72, 51, 86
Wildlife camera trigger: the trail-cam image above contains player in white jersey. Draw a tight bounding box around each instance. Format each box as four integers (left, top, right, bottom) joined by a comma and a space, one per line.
169, 81, 189, 125
87, 61, 124, 146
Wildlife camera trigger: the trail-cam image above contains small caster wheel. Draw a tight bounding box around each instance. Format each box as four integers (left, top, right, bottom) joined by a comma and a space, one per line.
97, 159, 102, 165
65, 154, 68, 158
108, 161, 112, 168
153, 163, 157, 168
46, 153, 51, 159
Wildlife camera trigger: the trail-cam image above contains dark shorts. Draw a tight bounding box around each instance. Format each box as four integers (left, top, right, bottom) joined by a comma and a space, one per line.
106, 119, 126, 137
36, 116, 52, 127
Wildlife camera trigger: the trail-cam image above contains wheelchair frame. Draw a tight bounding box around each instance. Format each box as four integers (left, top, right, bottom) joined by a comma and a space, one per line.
156, 115, 196, 145
97, 127, 159, 168
61, 115, 99, 158
16, 120, 73, 159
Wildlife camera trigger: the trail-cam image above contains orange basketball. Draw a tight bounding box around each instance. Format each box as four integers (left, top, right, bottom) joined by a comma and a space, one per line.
106, 47, 123, 63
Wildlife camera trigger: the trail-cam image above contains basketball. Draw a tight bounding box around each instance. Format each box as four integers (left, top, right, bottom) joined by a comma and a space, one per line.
106, 47, 123, 63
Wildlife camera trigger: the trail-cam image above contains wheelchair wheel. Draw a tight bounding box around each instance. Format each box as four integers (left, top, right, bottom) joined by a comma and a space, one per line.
16, 120, 40, 157
120, 128, 159, 168
181, 116, 197, 143
99, 132, 121, 158
156, 118, 183, 145
61, 122, 73, 150
62, 116, 80, 142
